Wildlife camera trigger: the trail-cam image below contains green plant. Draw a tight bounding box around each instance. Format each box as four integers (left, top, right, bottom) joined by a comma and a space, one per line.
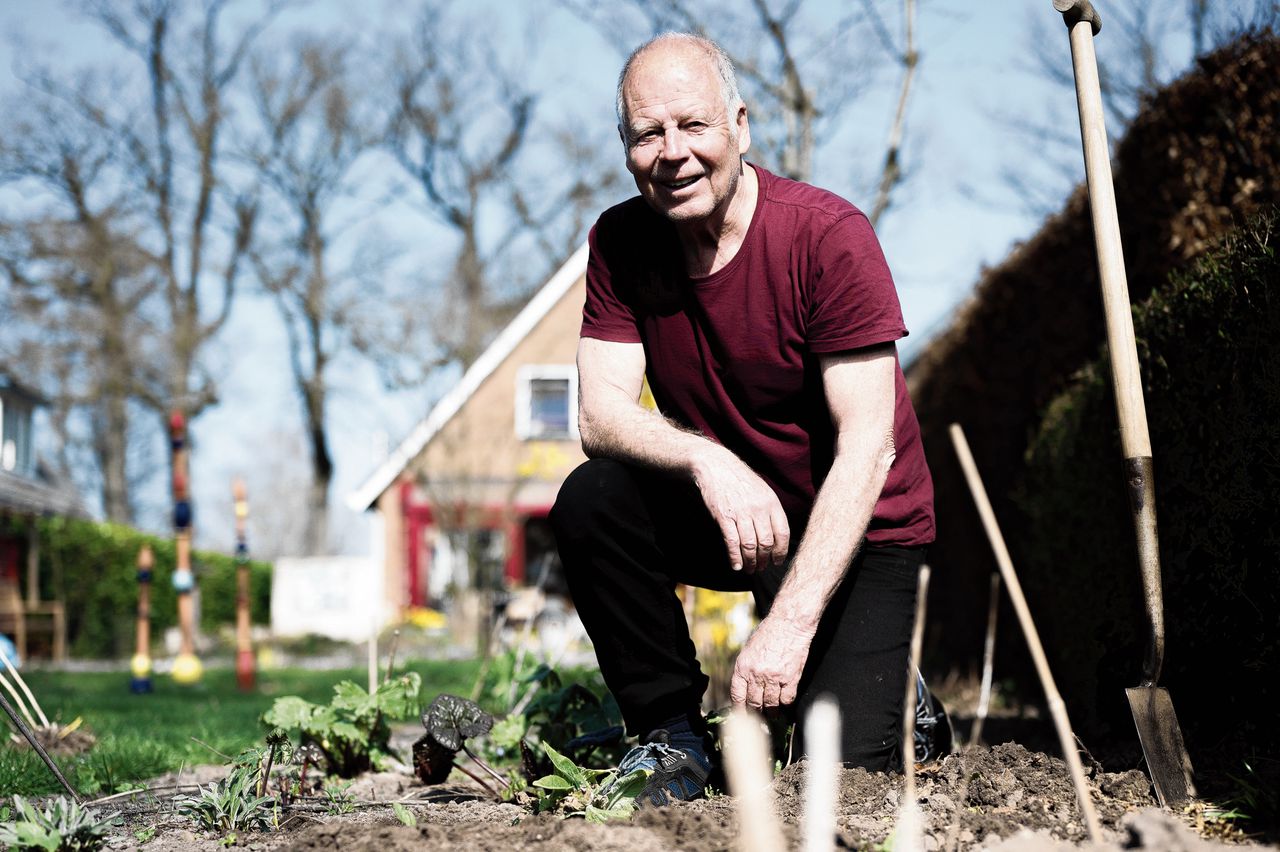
531, 742, 649, 823
487, 666, 625, 775
0, 516, 271, 659
413, 694, 508, 796
322, 782, 357, 815
175, 762, 276, 835
0, 795, 117, 851
391, 802, 417, 827
262, 672, 422, 777
1018, 209, 1280, 747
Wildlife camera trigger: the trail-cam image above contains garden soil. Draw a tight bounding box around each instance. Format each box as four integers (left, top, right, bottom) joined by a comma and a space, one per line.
107, 741, 1274, 851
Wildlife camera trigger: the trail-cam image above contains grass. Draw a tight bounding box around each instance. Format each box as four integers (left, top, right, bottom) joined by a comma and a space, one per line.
2, 659, 483, 797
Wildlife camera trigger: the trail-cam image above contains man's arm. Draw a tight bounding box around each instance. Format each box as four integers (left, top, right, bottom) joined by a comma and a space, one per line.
577, 336, 791, 572
730, 342, 898, 709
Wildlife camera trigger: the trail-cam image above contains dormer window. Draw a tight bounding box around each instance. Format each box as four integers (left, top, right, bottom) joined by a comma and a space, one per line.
515, 365, 577, 440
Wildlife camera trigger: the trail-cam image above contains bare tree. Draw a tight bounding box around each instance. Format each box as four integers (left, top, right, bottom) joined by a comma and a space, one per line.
69, 0, 275, 452
560, 0, 921, 194
1000, 0, 1280, 214
385, 2, 623, 371
0, 85, 158, 522
245, 37, 373, 555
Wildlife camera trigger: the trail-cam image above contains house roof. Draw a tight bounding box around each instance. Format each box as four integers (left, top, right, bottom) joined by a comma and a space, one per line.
347, 242, 589, 512
0, 375, 47, 406
0, 464, 88, 518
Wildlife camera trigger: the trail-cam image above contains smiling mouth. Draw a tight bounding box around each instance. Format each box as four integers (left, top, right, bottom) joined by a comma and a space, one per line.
660, 175, 701, 190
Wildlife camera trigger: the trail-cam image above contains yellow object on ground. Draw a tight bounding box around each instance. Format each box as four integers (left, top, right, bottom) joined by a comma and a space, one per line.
171, 652, 203, 684
130, 654, 151, 678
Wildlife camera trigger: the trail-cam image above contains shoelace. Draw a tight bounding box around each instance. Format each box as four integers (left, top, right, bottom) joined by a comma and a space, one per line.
617, 740, 685, 774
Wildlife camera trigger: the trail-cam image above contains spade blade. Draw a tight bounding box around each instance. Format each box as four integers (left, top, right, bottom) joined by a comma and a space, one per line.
1127, 686, 1195, 809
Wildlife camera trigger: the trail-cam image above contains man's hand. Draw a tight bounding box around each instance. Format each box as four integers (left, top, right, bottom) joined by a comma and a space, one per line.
692, 447, 791, 573
730, 615, 815, 709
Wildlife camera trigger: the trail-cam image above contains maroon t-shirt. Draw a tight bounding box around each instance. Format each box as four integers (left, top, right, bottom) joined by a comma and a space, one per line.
582, 165, 935, 548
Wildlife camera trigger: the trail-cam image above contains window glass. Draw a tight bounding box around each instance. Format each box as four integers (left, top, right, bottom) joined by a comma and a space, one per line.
528, 378, 571, 438
1, 398, 34, 476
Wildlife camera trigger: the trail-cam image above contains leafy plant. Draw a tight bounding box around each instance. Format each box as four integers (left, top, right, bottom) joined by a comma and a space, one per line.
262, 672, 422, 777
492, 666, 625, 776
413, 694, 508, 796
531, 742, 649, 824
175, 762, 276, 835
322, 782, 357, 816
391, 802, 417, 827
0, 795, 117, 851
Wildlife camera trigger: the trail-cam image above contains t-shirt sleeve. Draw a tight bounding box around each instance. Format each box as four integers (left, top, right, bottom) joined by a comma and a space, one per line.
806, 212, 908, 353
581, 221, 643, 344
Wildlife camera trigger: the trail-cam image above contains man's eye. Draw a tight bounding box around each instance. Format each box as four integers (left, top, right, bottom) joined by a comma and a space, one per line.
683, 122, 707, 132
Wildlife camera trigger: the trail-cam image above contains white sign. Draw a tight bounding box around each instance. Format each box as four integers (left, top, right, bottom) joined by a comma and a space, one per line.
270, 556, 386, 641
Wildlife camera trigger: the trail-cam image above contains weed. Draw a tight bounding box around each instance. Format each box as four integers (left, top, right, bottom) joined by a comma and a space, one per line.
391, 802, 417, 827
133, 825, 156, 844
531, 742, 649, 823
322, 782, 357, 816
0, 795, 117, 851
175, 762, 276, 835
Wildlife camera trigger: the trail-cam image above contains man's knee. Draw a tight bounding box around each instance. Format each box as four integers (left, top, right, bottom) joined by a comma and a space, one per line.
549, 458, 640, 542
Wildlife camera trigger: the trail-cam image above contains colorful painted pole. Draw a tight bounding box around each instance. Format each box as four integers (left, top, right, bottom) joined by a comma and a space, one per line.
170, 411, 203, 685
130, 544, 154, 693
233, 477, 255, 691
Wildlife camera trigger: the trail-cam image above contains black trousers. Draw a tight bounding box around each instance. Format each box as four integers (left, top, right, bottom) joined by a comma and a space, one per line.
549, 458, 924, 771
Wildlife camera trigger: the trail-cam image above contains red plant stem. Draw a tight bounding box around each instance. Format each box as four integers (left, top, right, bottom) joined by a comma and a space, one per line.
462, 744, 509, 789
453, 761, 498, 798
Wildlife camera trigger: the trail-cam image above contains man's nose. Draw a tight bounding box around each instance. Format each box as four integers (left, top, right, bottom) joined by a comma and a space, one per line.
659, 127, 688, 161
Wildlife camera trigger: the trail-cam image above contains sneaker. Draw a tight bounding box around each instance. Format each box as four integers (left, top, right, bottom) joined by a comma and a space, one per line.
609, 729, 711, 807
913, 670, 955, 764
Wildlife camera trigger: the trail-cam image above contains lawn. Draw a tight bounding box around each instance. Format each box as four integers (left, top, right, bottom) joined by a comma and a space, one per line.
1, 659, 483, 797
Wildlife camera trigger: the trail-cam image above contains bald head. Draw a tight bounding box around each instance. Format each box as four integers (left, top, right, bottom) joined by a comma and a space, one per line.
616, 33, 743, 136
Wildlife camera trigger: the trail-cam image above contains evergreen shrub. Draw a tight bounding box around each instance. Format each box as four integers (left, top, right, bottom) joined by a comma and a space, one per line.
1018, 208, 1279, 755
2, 516, 271, 658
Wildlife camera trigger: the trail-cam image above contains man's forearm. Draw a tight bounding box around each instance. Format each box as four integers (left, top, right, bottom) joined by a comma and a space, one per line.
767, 429, 896, 633
579, 399, 727, 479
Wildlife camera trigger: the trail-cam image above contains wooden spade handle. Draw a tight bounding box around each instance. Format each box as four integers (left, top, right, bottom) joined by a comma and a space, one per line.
1057, 0, 1165, 687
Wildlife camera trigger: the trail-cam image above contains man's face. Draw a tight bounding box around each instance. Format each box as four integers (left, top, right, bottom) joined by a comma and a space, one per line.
619, 45, 750, 224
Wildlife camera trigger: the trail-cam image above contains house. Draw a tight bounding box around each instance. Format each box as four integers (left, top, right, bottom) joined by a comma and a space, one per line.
349, 244, 591, 615
0, 375, 83, 661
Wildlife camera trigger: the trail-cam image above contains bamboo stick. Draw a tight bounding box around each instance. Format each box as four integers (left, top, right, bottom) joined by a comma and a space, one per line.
970, 572, 1002, 747
896, 564, 932, 852
724, 709, 786, 852
1, 651, 47, 727
803, 696, 841, 852
949, 423, 1103, 843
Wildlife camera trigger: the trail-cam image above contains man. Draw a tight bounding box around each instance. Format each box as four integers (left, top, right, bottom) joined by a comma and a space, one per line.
549, 32, 937, 806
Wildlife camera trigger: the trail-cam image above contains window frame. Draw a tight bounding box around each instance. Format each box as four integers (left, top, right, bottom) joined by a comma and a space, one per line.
515, 364, 578, 441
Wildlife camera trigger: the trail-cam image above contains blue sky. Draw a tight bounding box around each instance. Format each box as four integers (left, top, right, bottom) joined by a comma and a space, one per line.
0, 0, 1170, 555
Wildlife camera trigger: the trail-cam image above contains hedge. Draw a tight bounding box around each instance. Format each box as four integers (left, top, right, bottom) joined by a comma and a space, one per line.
2, 515, 271, 659
1018, 208, 1279, 758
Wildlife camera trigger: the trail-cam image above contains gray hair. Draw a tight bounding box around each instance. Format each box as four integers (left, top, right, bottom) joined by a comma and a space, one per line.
615, 32, 743, 135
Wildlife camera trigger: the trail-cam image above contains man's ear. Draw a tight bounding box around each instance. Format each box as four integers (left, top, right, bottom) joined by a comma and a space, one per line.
736, 105, 751, 155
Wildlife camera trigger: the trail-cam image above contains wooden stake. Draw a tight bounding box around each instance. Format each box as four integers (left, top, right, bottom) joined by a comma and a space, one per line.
1, 649, 48, 728
949, 423, 1103, 843
131, 544, 154, 693
971, 572, 1002, 747
723, 709, 786, 852
233, 477, 254, 691
896, 564, 932, 852
803, 696, 840, 852
170, 411, 201, 685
